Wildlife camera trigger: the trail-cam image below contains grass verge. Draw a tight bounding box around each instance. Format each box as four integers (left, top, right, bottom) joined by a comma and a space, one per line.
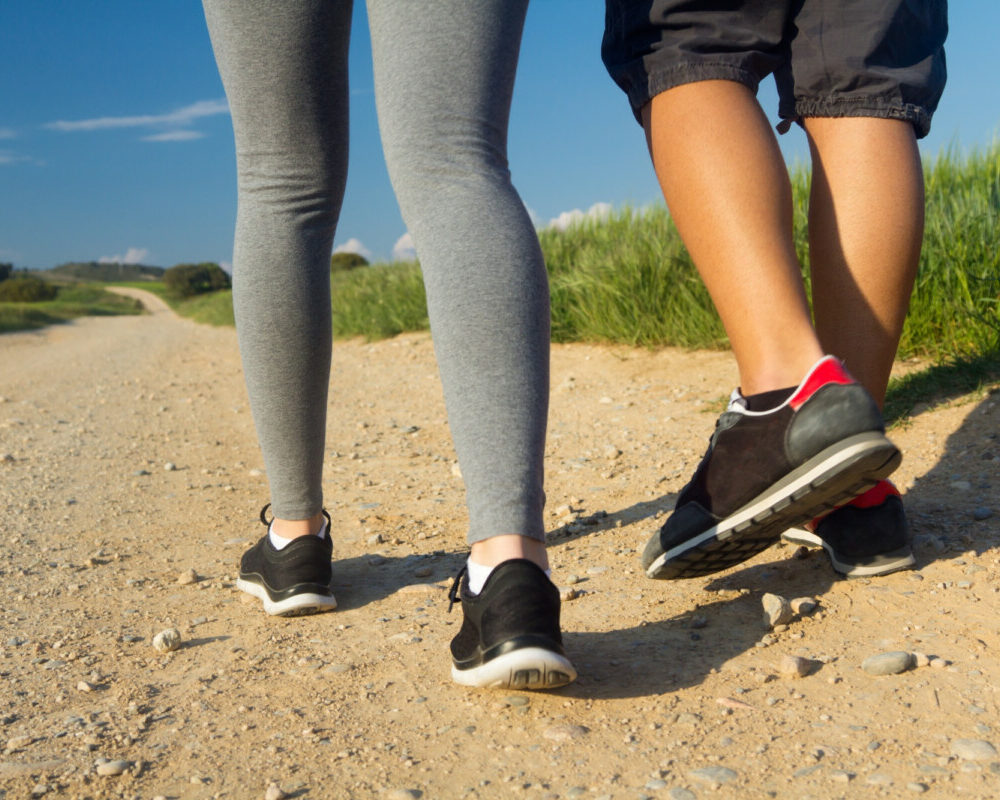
0, 284, 144, 334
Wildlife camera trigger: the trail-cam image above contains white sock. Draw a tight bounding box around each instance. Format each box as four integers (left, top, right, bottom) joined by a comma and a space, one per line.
465, 557, 551, 596
269, 519, 328, 551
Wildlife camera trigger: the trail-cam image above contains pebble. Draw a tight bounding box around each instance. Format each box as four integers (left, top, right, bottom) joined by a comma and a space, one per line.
264, 784, 287, 800
565, 574, 581, 585
688, 766, 738, 787
543, 724, 589, 742
6, 735, 33, 750
790, 597, 818, 615
830, 770, 854, 783
950, 739, 998, 761
177, 568, 198, 585
861, 651, 914, 675
913, 652, 930, 668
866, 773, 893, 786
413, 566, 433, 578
973, 507, 993, 521
386, 789, 421, 800
929, 658, 949, 669
76, 681, 94, 692
96, 759, 130, 776
762, 593, 793, 628
669, 790, 696, 800
586, 566, 608, 576
559, 587, 579, 602
152, 628, 182, 653
504, 696, 530, 707
778, 655, 812, 678
164, 462, 177, 471
451, 462, 462, 478
907, 783, 929, 793
645, 779, 667, 790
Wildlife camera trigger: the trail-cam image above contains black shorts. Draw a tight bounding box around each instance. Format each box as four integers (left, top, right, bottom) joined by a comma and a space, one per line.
602, 0, 948, 138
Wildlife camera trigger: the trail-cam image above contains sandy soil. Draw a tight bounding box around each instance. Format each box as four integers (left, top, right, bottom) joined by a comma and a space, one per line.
1, 290, 998, 800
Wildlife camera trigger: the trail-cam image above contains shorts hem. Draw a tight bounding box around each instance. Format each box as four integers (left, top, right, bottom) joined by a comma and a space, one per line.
779, 99, 933, 139
625, 64, 761, 124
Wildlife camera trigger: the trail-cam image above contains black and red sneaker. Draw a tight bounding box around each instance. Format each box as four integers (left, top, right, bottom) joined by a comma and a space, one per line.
782, 480, 915, 577
236, 505, 337, 617
448, 559, 576, 690
643, 357, 902, 579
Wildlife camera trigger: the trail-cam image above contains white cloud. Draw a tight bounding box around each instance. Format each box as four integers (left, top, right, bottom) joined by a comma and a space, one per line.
333, 238, 372, 261
547, 201, 613, 232
0, 150, 43, 167
392, 232, 417, 262
99, 247, 150, 265
46, 99, 229, 136
141, 130, 205, 142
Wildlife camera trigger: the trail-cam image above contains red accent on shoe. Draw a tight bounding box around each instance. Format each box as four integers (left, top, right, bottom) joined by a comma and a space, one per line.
788, 356, 854, 411
807, 480, 900, 530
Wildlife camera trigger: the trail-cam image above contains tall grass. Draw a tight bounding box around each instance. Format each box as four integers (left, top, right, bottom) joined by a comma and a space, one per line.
130, 144, 1000, 365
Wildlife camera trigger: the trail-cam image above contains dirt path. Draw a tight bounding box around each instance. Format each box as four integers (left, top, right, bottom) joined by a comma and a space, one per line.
1, 293, 998, 799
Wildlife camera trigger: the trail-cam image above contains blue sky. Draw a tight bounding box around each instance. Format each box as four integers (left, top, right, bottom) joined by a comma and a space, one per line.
1, 2, 996, 270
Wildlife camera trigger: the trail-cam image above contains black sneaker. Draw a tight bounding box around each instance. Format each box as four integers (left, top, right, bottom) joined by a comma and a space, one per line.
782, 480, 915, 577
235, 505, 337, 616
448, 559, 576, 690
644, 357, 902, 580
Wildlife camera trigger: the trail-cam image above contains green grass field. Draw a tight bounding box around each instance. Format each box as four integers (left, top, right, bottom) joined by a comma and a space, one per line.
4, 144, 997, 416
0, 283, 144, 334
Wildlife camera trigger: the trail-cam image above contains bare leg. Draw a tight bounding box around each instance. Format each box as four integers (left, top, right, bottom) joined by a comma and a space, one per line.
642, 80, 823, 395
804, 117, 924, 407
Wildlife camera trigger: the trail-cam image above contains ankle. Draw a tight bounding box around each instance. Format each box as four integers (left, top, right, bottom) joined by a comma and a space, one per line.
469, 534, 549, 572
271, 512, 326, 539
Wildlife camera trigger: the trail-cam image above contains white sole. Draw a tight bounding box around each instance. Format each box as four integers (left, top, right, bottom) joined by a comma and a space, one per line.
646, 432, 899, 578
783, 528, 916, 578
451, 647, 577, 690
236, 578, 337, 617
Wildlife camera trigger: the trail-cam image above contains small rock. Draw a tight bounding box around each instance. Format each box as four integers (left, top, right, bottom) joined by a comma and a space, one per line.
559, 587, 579, 602
543, 724, 589, 742
177, 568, 198, 585
152, 628, 182, 653
6, 735, 32, 750
913, 652, 930, 668
907, 783, 929, 793
76, 681, 94, 693
450, 461, 462, 478
413, 566, 432, 578
949, 480, 972, 491
264, 783, 287, 800
861, 651, 914, 676
790, 597, 818, 615
762, 593, 793, 628
367, 533, 384, 546
96, 759, 130, 776
950, 739, 998, 761
778, 655, 813, 678
386, 790, 422, 800
565, 574, 581, 585
688, 766, 738, 787
972, 507, 993, 521
504, 696, 530, 707
669, 790, 696, 800
929, 657, 949, 669
164, 462, 177, 471
830, 770, 854, 783
646, 779, 668, 790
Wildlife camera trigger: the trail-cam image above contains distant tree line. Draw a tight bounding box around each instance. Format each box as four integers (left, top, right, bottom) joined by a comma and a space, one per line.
163, 262, 231, 298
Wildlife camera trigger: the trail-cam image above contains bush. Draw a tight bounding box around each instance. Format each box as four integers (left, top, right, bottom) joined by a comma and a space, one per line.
163, 262, 231, 298
0, 263, 12, 282
0, 276, 58, 302
331, 252, 369, 272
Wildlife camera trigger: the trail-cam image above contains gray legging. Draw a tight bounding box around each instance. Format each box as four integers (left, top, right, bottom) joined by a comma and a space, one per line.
202, 0, 549, 544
